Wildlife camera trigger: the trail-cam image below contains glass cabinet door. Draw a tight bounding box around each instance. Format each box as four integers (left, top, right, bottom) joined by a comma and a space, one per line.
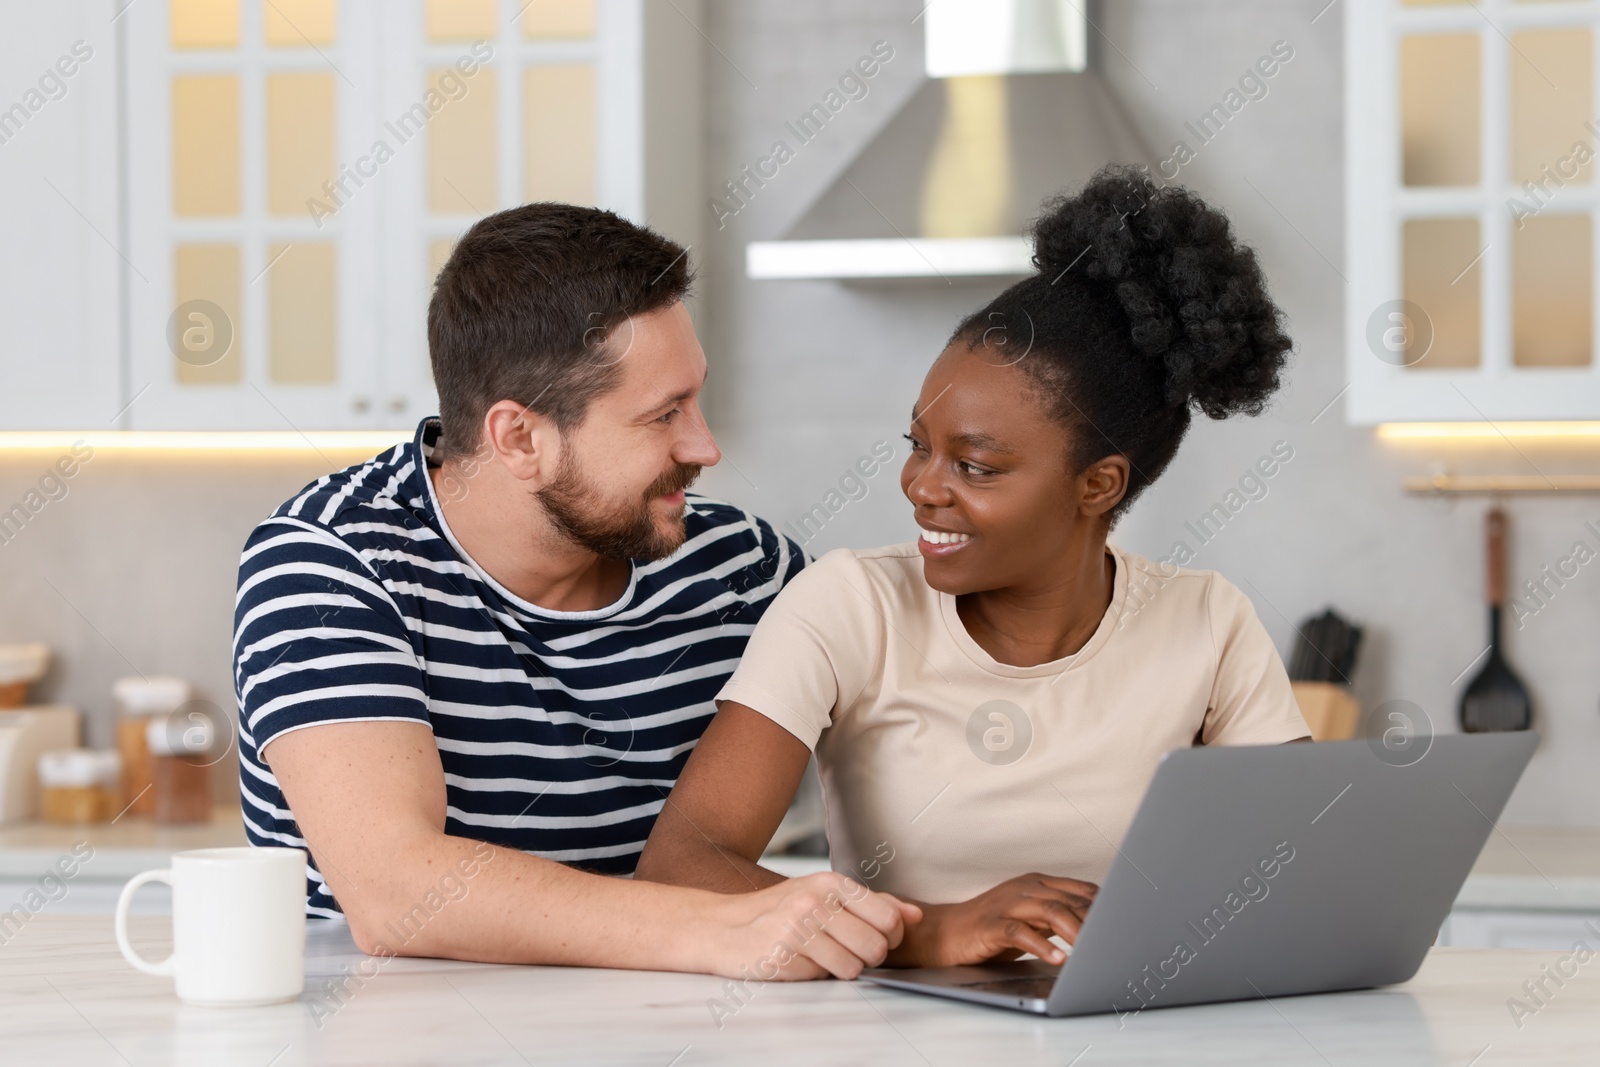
1347, 0, 1600, 423
115, 0, 661, 431
126, 0, 382, 430
376, 0, 603, 431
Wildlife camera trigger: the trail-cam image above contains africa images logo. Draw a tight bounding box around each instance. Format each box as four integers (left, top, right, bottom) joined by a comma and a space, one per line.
1114, 841, 1296, 1026
966, 700, 1032, 766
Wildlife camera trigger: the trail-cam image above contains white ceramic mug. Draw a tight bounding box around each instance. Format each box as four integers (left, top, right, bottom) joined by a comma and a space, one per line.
115, 846, 307, 1006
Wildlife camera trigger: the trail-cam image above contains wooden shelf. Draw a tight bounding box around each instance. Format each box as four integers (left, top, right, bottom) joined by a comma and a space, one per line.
1403, 474, 1600, 495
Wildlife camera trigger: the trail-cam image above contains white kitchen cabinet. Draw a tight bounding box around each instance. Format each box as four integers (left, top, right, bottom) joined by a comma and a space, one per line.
370, 0, 706, 430
1345, 0, 1600, 423
122, 0, 386, 431
1439, 907, 1600, 949
2, 0, 702, 433
0, 2, 124, 429
1439, 827, 1600, 948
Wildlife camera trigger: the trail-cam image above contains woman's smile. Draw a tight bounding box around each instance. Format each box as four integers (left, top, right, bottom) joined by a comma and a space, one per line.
917, 524, 974, 557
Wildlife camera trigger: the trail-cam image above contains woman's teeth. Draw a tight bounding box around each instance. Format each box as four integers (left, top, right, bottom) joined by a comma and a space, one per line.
919, 528, 972, 545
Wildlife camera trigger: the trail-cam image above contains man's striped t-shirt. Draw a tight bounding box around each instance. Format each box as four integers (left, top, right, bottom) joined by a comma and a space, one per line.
234, 418, 804, 917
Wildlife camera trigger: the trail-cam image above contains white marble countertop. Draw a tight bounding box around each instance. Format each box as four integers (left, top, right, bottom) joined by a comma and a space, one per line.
2, 915, 1597, 1066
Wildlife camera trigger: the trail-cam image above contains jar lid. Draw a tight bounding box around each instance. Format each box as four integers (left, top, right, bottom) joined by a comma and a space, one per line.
0, 643, 49, 686
112, 676, 192, 715
38, 748, 121, 787
146, 711, 214, 756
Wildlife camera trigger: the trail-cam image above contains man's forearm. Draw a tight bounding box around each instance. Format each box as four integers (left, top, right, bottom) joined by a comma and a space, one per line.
266, 721, 913, 979
327, 828, 919, 981
334, 830, 718, 971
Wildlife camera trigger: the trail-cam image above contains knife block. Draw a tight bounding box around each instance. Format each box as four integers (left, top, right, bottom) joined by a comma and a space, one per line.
1291, 682, 1361, 742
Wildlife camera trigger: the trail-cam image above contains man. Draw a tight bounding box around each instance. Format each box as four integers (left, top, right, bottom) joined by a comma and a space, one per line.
234, 204, 915, 979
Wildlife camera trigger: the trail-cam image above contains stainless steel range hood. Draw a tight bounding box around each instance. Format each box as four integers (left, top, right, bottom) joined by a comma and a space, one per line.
746, 0, 1158, 281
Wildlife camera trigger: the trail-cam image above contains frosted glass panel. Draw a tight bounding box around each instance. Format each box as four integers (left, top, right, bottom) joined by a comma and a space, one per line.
171, 0, 240, 48
267, 73, 336, 217
265, 0, 337, 46
172, 75, 241, 217
523, 0, 594, 39
1511, 28, 1592, 184
429, 67, 498, 213
1401, 35, 1480, 186
269, 243, 339, 383
425, 240, 453, 386
430, 239, 455, 284
427, 0, 497, 41
174, 245, 242, 384
1514, 215, 1592, 366
524, 66, 596, 205
1403, 218, 1481, 369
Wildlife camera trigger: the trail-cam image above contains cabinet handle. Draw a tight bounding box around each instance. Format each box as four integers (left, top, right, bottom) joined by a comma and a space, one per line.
387, 396, 407, 413
352, 396, 371, 413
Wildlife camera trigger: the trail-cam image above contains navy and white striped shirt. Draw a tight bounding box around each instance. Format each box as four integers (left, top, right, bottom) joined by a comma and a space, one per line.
234, 418, 804, 917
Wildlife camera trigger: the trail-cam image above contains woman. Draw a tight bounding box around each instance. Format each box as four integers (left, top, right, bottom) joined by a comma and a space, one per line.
635, 167, 1310, 970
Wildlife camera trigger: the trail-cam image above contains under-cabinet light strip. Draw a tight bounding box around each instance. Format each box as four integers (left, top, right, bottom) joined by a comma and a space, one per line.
0, 432, 411, 454
1377, 422, 1600, 441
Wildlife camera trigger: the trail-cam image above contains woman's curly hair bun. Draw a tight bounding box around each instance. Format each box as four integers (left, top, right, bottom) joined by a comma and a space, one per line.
1032, 165, 1291, 420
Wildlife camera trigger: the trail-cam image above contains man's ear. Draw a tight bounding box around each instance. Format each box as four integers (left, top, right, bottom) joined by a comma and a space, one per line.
481, 400, 563, 484
1078, 455, 1130, 518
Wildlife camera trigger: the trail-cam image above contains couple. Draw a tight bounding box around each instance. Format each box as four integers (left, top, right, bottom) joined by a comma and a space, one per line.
233, 166, 1310, 981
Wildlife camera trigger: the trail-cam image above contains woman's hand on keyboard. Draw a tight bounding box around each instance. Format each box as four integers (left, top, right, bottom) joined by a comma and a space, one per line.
890, 873, 1098, 968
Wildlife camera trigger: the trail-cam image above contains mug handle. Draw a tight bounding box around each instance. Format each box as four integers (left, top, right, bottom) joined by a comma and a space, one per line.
115, 869, 175, 977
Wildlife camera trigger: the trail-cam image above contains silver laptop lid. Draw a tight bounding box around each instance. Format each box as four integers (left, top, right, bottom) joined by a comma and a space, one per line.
1049, 732, 1539, 1017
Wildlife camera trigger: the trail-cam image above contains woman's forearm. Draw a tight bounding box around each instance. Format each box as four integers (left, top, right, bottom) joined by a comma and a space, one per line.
636, 703, 814, 893
883, 899, 945, 967
634, 814, 788, 893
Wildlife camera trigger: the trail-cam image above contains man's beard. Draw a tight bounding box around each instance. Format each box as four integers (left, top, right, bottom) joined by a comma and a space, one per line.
537, 450, 702, 562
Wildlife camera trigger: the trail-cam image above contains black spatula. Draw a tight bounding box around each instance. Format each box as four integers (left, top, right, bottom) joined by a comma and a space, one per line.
1460, 506, 1533, 732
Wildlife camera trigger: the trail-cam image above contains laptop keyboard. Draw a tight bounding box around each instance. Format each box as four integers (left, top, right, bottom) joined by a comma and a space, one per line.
956, 976, 1057, 1000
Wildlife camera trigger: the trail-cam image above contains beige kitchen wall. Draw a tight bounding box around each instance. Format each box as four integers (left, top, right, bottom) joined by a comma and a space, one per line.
4, 0, 1600, 824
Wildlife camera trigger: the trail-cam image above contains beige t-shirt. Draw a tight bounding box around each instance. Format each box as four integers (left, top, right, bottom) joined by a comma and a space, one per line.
717, 542, 1310, 904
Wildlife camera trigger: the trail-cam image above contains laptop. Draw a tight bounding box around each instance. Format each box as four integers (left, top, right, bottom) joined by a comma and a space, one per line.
859, 732, 1538, 1017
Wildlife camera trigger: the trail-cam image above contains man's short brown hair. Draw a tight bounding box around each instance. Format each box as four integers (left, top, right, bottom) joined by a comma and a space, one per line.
427, 203, 693, 460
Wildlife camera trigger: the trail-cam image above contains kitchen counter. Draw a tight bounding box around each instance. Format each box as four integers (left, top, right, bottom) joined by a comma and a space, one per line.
0, 807, 245, 880
3, 915, 1597, 1065
773, 826, 1600, 912
2, 812, 1598, 907
1452, 826, 1600, 911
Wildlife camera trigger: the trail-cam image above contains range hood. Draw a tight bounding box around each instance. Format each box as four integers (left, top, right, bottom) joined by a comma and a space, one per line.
746, 0, 1158, 281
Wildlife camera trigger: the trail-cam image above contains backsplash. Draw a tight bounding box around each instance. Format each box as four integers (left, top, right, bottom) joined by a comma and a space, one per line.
0, 451, 371, 792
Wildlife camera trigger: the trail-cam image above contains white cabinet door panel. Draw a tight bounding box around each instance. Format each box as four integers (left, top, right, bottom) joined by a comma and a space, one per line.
1441, 908, 1600, 949
0, 2, 121, 429
122, 0, 383, 431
